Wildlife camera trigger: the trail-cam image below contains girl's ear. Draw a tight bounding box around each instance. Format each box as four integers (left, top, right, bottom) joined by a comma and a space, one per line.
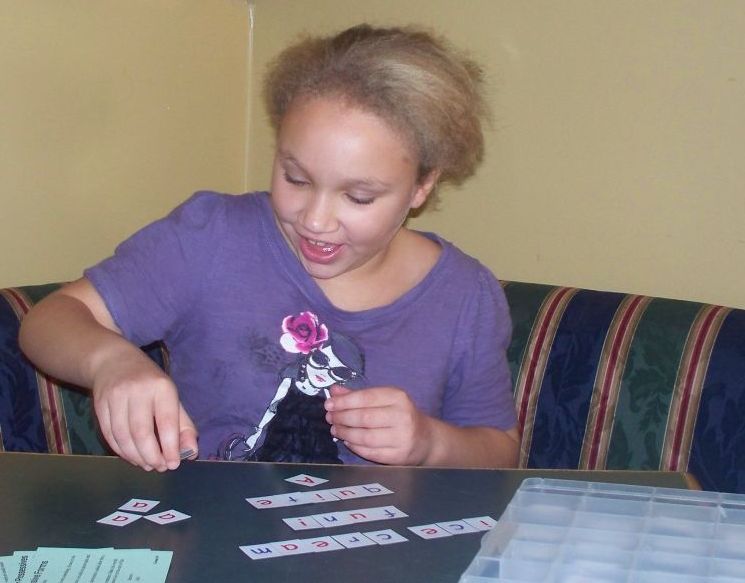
411, 169, 442, 209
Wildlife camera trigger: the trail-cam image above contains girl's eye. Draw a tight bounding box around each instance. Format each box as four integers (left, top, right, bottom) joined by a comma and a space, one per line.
346, 193, 375, 205
284, 172, 308, 187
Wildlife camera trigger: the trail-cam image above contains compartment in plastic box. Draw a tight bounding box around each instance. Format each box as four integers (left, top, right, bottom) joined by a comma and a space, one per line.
459, 478, 745, 583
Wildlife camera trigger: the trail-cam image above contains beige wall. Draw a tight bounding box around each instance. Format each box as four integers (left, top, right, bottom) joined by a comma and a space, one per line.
3, 1, 744, 309
247, 1, 745, 309
1, 1, 250, 287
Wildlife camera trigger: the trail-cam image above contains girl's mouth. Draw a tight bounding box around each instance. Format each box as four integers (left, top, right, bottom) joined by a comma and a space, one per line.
299, 237, 343, 264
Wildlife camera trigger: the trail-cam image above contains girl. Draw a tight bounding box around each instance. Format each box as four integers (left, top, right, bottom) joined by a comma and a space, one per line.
19, 24, 520, 472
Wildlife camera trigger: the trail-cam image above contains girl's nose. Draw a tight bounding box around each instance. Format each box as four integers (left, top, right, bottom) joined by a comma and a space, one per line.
300, 192, 338, 234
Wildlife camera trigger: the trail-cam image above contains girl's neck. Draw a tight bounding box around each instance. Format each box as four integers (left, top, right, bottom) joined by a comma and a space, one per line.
315, 229, 441, 312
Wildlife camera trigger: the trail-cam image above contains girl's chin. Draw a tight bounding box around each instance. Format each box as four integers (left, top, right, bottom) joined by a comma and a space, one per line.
301, 262, 345, 281
295, 248, 349, 278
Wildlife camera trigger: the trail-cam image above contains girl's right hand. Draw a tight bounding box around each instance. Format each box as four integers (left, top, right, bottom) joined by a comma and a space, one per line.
90, 347, 198, 472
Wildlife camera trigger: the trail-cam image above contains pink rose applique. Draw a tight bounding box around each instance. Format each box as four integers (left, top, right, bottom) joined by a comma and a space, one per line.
280, 312, 329, 354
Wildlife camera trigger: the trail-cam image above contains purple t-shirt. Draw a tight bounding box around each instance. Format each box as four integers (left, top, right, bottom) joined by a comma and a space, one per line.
85, 191, 516, 464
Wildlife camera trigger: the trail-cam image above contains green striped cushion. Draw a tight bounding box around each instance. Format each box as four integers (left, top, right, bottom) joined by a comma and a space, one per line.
503, 281, 745, 494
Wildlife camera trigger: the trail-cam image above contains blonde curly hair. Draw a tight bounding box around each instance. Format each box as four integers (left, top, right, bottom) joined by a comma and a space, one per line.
264, 24, 489, 193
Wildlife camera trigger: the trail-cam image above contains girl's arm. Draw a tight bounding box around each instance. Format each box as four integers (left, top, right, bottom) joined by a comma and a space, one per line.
18, 278, 197, 471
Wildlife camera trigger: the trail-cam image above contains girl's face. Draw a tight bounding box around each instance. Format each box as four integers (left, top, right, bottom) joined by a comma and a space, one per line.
270, 97, 437, 284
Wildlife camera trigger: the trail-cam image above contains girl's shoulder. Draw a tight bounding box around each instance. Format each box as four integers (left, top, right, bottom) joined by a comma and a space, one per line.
173, 190, 270, 221
161, 191, 273, 241
419, 232, 509, 319
363, 230, 506, 318
420, 231, 499, 285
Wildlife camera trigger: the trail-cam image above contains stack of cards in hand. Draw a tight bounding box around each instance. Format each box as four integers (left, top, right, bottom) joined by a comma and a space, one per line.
0, 547, 172, 583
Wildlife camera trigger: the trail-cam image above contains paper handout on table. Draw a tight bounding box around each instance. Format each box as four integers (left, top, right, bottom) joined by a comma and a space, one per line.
1, 547, 172, 583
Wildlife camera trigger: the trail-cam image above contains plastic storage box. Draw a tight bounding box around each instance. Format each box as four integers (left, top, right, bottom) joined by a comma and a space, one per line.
460, 478, 745, 582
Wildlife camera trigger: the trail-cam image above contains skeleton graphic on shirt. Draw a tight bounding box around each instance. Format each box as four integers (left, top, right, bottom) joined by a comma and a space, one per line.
219, 311, 364, 462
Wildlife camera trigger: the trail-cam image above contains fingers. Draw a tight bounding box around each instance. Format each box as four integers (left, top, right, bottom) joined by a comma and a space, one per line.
178, 404, 199, 461
341, 442, 398, 465
99, 395, 157, 470
333, 422, 415, 465
153, 390, 181, 470
325, 387, 412, 429
95, 387, 150, 468
331, 423, 393, 450
94, 376, 193, 472
94, 399, 122, 459
325, 386, 429, 465
328, 384, 352, 397
130, 396, 169, 471
116, 385, 173, 471
325, 385, 397, 412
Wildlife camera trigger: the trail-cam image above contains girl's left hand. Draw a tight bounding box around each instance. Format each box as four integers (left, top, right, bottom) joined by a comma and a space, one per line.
324, 385, 434, 465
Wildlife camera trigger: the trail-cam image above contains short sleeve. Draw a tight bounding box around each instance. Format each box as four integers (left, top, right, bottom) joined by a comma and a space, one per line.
442, 270, 517, 430
84, 191, 228, 346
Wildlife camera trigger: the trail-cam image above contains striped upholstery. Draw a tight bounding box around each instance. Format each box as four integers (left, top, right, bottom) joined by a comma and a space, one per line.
503, 281, 745, 494
0, 284, 166, 456
1, 281, 743, 493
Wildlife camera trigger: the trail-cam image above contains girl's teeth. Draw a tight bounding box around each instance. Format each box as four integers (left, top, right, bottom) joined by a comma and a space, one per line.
310, 239, 335, 251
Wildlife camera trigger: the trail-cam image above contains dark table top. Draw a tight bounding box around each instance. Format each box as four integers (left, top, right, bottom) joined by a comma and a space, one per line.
0, 452, 694, 582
